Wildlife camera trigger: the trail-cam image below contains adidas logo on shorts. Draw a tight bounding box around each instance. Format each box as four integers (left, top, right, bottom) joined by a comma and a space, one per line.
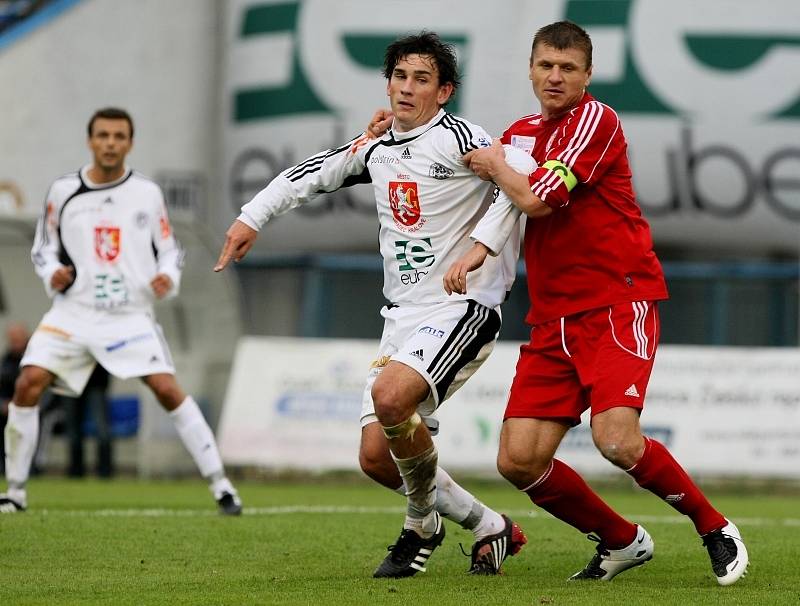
624, 384, 640, 397
410, 349, 424, 361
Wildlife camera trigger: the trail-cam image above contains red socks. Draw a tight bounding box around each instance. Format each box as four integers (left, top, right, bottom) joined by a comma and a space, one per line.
525, 459, 637, 549
627, 437, 726, 535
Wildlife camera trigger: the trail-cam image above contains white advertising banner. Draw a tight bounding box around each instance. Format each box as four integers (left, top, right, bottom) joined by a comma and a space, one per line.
218, 338, 800, 478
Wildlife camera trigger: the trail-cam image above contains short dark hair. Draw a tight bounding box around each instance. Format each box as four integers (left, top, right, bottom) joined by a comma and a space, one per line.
383, 31, 461, 96
87, 107, 134, 138
531, 21, 592, 69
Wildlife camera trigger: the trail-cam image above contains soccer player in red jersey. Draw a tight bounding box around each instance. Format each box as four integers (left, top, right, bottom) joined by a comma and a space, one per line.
443, 21, 748, 585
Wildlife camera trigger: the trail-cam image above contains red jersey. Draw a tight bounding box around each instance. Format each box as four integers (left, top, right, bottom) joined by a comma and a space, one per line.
501, 93, 668, 325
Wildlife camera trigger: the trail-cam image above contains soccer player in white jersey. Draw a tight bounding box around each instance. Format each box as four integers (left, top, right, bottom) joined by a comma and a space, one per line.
0, 108, 242, 515
215, 32, 534, 578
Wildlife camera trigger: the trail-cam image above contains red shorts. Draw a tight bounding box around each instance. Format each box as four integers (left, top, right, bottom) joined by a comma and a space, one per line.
505, 301, 660, 425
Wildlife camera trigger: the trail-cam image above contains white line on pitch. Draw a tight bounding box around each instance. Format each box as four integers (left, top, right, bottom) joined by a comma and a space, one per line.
33, 505, 800, 527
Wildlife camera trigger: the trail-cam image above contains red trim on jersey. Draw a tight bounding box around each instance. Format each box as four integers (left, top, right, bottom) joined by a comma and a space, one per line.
502, 93, 668, 324
528, 166, 569, 208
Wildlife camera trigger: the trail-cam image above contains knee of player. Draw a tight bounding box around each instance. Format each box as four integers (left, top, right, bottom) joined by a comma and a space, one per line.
593, 431, 640, 468
358, 450, 390, 484
146, 377, 184, 409
371, 383, 414, 426
14, 367, 51, 404
358, 439, 384, 473
497, 448, 542, 488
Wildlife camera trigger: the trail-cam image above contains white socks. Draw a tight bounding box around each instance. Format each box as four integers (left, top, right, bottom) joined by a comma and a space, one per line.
394, 445, 438, 534
169, 396, 228, 492
3, 403, 39, 503
395, 466, 505, 540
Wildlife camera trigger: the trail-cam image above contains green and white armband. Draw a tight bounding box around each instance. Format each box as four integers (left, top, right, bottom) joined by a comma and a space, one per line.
542, 160, 578, 192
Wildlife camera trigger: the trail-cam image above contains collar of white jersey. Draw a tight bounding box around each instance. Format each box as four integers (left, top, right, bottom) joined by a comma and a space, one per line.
389, 109, 446, 141
80, 165, 133, 189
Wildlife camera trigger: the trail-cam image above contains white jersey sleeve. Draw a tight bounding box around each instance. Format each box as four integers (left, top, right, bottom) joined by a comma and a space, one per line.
31, 176, 78, 298
470, 145, 536, 256
239, 138, 369, 230
149, 190, 183, 299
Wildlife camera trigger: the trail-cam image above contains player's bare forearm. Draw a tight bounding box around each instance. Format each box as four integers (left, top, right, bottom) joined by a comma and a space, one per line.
214, 219, 258, 272
443, 242, 490, 295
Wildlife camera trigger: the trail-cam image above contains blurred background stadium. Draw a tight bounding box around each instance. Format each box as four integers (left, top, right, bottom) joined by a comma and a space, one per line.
0, 0, 797, 481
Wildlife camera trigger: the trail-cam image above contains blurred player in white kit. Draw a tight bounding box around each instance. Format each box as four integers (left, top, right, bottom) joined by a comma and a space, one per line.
0, 108, 242, 516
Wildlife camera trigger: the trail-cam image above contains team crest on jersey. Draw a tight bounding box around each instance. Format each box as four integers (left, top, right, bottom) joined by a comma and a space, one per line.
389, 181, 424, 229
428, 163, 454, 180
94, 226, 121, 262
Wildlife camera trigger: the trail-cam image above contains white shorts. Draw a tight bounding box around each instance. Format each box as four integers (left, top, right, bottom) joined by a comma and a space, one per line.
21, 305, 175, 396
360, 299, 501, 429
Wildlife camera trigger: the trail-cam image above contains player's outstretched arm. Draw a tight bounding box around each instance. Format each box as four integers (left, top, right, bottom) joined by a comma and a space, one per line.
214, 220, 258, 272
443, 242, 490, 295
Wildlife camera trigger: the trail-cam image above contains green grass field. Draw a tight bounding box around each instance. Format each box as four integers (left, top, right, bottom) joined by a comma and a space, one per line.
0, 477, 797, 605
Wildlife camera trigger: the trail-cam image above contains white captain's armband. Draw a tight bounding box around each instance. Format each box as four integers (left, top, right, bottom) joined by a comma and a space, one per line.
542, 160, 578, 191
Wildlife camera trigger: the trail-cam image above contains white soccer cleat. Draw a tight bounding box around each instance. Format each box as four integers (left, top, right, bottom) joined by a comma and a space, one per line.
702, 519, 748, 586
569, 524, 654, 581
0, 489, 27, 513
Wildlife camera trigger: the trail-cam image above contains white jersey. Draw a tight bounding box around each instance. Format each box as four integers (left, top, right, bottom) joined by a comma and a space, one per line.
31, 165, 184, 316
240, 109, 529, 308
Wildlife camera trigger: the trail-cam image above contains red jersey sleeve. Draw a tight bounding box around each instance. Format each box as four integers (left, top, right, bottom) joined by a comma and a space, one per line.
529, 100, 622, 209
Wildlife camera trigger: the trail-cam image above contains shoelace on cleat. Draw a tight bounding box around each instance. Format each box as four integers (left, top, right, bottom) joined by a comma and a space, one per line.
459, 543, 495, 574
386, 529, 423, 563
576, 535, 612, 578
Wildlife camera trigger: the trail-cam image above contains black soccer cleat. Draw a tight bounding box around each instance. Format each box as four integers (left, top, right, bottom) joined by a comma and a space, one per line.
467, 514, 528, 575
569, 525, 654, 581
702, 519, 748, 586
373, 512, 446, 578
216, 491, 242, 516
0, 495, 26, 513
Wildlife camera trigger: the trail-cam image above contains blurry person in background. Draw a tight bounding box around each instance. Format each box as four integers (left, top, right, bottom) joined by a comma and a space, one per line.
63, 364, 113, 478
443, 20, 748, 586
0, 108, 241, 515
0, 322, 29, 474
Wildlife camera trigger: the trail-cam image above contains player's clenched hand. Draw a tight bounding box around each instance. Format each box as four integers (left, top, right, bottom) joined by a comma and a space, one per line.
50, 265, 75, 292
366, 108, 393, 138
150, 274, 173, 299
214, 220, 258, 272
464, 139, 505, 181
443, 243, 490, 295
